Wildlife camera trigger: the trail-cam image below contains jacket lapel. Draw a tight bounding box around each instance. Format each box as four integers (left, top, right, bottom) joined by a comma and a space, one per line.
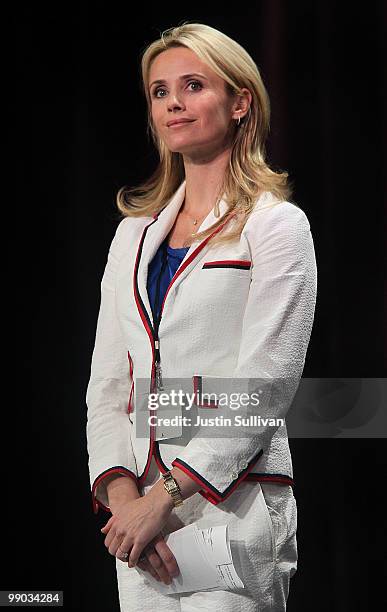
134, 179, 234, 329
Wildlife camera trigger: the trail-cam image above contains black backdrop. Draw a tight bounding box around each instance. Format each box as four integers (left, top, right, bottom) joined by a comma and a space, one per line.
4, 2, 386, 611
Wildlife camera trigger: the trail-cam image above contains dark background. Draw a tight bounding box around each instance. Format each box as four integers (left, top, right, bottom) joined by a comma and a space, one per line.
4, 2, 386, 610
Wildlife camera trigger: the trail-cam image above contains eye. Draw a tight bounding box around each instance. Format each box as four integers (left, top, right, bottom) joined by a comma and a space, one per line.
187, 80, 202, 92
152, 80, 203, 98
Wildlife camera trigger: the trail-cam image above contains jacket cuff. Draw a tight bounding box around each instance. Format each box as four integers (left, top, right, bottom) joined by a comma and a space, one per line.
171, 449, 263, 506
91, 467, 138, 514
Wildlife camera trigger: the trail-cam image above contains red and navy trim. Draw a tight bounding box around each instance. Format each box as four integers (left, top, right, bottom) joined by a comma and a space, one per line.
246, 472, 294, 487
171, 450, 264, 505
133, 217, 159, 397
153, 445, 294, 498
127, 351, 134, 415
202, 259, 251, 270
152, 442, 171, 478
192, 374, 218, 407
91, 466, 138, 514
133, 213, 166, 485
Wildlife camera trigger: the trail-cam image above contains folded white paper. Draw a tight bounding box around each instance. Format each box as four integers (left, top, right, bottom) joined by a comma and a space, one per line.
135, 523, 245, 595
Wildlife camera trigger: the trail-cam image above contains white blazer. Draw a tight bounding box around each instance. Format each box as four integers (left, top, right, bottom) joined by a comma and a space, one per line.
86, 179, 317, 513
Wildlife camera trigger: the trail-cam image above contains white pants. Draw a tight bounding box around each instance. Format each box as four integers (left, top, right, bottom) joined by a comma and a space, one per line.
115, 456, 297, 611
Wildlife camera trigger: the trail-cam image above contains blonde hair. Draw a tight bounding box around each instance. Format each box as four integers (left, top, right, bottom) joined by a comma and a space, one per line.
116, 21, 295, 247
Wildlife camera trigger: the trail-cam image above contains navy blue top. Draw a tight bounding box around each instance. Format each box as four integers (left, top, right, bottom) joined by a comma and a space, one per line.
147, 236, 189, 324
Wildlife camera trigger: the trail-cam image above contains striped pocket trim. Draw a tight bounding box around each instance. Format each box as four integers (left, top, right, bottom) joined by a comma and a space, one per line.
202, 259, 251, 270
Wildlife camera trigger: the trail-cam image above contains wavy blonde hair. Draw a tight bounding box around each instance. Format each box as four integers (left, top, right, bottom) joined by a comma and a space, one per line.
116, 21, 295, 247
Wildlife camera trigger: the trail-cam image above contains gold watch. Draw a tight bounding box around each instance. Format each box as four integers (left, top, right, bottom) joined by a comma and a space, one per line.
162, 471, 184, 507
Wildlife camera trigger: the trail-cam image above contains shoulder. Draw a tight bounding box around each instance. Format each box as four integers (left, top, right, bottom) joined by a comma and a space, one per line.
249, 192, 310, 227
244, 193, 311, 237
110, 215, 153, 253
242, 193, 314, 257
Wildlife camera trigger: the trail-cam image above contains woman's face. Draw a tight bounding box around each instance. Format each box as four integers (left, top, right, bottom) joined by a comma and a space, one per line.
148, 47, 242, 159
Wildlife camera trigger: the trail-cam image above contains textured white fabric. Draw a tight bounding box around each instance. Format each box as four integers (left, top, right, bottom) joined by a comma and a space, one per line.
86, 180, 317, 510
115, 456, 297, 611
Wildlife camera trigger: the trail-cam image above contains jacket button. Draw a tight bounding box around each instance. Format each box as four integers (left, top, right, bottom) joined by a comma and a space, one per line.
240, 460, 248, 469
230, 471, 239, 480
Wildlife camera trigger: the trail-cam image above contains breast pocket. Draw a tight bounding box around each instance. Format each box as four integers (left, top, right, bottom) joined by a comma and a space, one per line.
202, 259, 251, 270
198, 260, 252, 310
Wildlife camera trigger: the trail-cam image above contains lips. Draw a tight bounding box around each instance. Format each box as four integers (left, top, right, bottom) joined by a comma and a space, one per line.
167, 119, 195, 127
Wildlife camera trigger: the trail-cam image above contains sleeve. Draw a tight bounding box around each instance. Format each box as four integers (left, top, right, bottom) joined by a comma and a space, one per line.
86, 218, 138, 514
171, 202, 318, 504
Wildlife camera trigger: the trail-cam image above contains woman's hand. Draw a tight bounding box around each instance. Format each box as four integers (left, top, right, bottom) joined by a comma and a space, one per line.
135, 532, 180, 584
100, 487, 174, 569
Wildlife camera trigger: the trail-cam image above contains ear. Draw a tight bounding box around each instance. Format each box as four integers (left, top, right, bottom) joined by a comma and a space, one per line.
232, 88, 252, 121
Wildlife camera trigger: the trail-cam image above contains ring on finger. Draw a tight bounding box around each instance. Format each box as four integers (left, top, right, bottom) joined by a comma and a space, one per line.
116, 546, 129, 560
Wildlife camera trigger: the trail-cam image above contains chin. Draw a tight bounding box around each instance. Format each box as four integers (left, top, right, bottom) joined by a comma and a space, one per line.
166, 142, 196, 154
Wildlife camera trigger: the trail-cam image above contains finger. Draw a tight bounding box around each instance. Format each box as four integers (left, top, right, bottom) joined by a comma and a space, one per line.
128, 543, 144, 568
145, 548, 171, 585
102, 522, 117, 546
101, 516, 114, 533
104, 528, 118, 550
153, 537, 180, 578
108, 534, 123, 557
137, 559, 161, 582
116, 546, 130, 563
115, 542, 129, 563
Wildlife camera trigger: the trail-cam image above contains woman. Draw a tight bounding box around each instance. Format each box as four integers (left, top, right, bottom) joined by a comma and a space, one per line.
86, 22, 317, 611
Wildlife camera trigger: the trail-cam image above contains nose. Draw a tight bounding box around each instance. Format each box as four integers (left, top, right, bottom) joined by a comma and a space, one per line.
166, 91, 186, 113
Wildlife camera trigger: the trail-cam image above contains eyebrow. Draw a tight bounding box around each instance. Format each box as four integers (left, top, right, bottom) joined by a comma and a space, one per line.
149, 73, 208, 90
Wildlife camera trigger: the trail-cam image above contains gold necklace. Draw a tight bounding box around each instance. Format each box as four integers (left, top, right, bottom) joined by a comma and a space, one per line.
181, 212, 207, 247
182, 205, 209, 226
180, 197, 217, 246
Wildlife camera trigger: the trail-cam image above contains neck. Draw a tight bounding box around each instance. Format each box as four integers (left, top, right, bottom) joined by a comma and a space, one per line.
181, 200, 210, 220
181, 145, 230, 217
